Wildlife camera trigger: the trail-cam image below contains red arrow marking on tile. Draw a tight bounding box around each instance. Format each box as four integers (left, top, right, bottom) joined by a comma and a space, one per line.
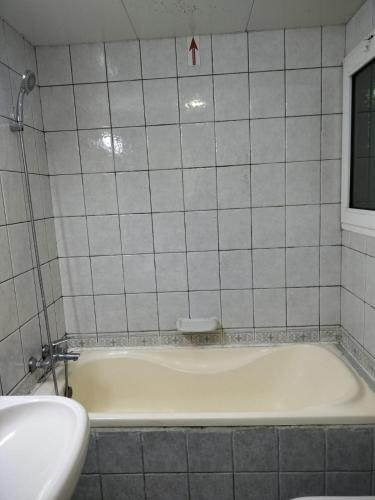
189, 37, 198, 65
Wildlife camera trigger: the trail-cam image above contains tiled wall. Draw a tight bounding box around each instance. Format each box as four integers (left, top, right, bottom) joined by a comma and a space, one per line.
37, 27, 344, 344
0, 18, 64, 394
73, 426, 375, 500
340, 0, 375, 378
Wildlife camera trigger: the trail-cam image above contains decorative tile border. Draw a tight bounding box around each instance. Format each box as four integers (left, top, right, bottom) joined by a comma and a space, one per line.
65, 325, 340, 349
341, 327, 375, 381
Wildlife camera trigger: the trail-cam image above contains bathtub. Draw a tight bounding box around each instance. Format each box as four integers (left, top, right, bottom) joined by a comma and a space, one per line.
34, 343, 375, 427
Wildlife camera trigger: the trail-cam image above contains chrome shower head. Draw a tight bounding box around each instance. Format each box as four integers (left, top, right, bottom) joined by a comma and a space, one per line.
10, 70, 36, 131
20, 70, 36, 94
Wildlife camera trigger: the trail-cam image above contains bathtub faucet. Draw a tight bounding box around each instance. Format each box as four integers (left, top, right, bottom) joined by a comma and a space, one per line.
28, 340, 80, 373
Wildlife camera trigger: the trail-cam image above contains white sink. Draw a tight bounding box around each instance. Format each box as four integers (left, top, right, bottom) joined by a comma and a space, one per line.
0, 396, 89, 500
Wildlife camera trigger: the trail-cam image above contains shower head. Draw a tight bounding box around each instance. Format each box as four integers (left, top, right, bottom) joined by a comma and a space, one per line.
10, 70, 36, 131
20, 70, 36, 94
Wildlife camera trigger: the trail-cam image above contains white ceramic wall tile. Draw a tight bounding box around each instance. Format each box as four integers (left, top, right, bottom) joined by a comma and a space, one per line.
74, 83, 110, 129
341, 288, 364, 344
179, 76, 214, 123
123, 254, 156, 293
95, 294, 127, 333
320, 286, 340, 325
63, 296, 96, 334
83, 173, 118, 215
54, 217, 89, 257
14, 270, 38, 324
176, 35, 212, 77
220, 250, 252, 289
0, 64, 12, 119
189, 290, 221, 319
251, 118, 285, 164
286, 69, 321, 116
253, 248, 286, 291
322, 25, 345, 67
143, 78, 179, 125
45, 131, 81, 175
218, 209, 251, 250
157, 292, 189, 330
286, 161, 320, 205
0, 330, 25, 393
252, 207, 285, 248
320, 204, 341, 245
286, 205, 320, 247
7, 223, 32, 276
180, 122, 215, 168
150, 170, 184, 212
87, 215, 121, 255
126, 293, 158, 331
221, 289, 253, 328
364, 302, 375, 357
285, 27, 322, 69
251, 164, 285, 207
183, 167, 217, 210
40, 86, 76, 131
70, 43, 106, 83
321, 114, 342, 160
286, 247, 319, 287
212, 33, 248, 74
155, 252, 188, 292
59, 257, 92, 295
217, 165, 251, 209
321, 160, 341, 203
322, 67, 343, 114
79, 130, 114, 173
215, 120, 250, 166
113, 127, 148, 171
187, 251, 220, 290
342, 246, 365, 299
250, 71, 285, 119
213, 74, 249, 121
3, 23, 25, 74
120, 214, 154, 254
254, 288, 286, 327
320, 246, 341, 286
186, 210, 218, 251
109, 81, 145, 127
152, 212, 186, 253
0, 279, 18, 341
105, 40, 141, 81
117, 171, 151, 214
287, 287, 319, 326
286, 115, 321, 162
91, 255, 124, 294
140, 38, 176, 79
147, 125, 181, 170
1, 172, 27, 224
249, 30, 285, 72
345, 0, 373, 54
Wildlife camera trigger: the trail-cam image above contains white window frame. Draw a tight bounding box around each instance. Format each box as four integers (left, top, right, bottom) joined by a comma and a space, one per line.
342, 30, 375, 237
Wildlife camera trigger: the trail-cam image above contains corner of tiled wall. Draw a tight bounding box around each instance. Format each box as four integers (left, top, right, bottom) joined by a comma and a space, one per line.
0, 17, 65, 394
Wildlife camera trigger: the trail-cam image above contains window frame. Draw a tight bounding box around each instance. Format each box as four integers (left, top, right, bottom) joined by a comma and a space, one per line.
342, 30, 375, 237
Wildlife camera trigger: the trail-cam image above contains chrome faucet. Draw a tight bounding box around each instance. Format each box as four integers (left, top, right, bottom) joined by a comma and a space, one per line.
29, 340, 80, 373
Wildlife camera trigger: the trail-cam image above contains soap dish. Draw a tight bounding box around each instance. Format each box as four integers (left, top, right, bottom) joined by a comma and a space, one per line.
176, 317, 220, 333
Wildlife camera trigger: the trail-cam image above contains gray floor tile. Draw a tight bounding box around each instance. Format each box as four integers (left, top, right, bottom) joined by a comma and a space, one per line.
97, 431, 143, 473
82, 433, 98, 474
234, 472, 278, 500
279, 472, 324, 500
234, 428, 278, 471
326, 427, 373, 471
279, 427, 325, 471
72, 474, 102, 500
188, 430, 233, 472
142, 430, 187, 472
102, 474, 145, 500
145, 473, 188, 500
326, 472, 372, 496
189, 473, 233, 500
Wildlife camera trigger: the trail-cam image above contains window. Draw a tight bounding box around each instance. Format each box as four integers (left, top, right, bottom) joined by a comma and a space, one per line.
342, 31, 375, 236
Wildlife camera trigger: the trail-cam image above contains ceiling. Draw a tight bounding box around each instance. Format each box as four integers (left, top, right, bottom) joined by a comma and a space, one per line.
0, 0, 366, 46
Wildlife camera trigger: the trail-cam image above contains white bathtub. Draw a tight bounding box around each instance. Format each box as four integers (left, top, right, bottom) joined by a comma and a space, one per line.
34, 343, 375, 427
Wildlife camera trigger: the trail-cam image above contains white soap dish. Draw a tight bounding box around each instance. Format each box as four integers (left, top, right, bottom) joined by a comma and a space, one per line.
176, 317, 220, 333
